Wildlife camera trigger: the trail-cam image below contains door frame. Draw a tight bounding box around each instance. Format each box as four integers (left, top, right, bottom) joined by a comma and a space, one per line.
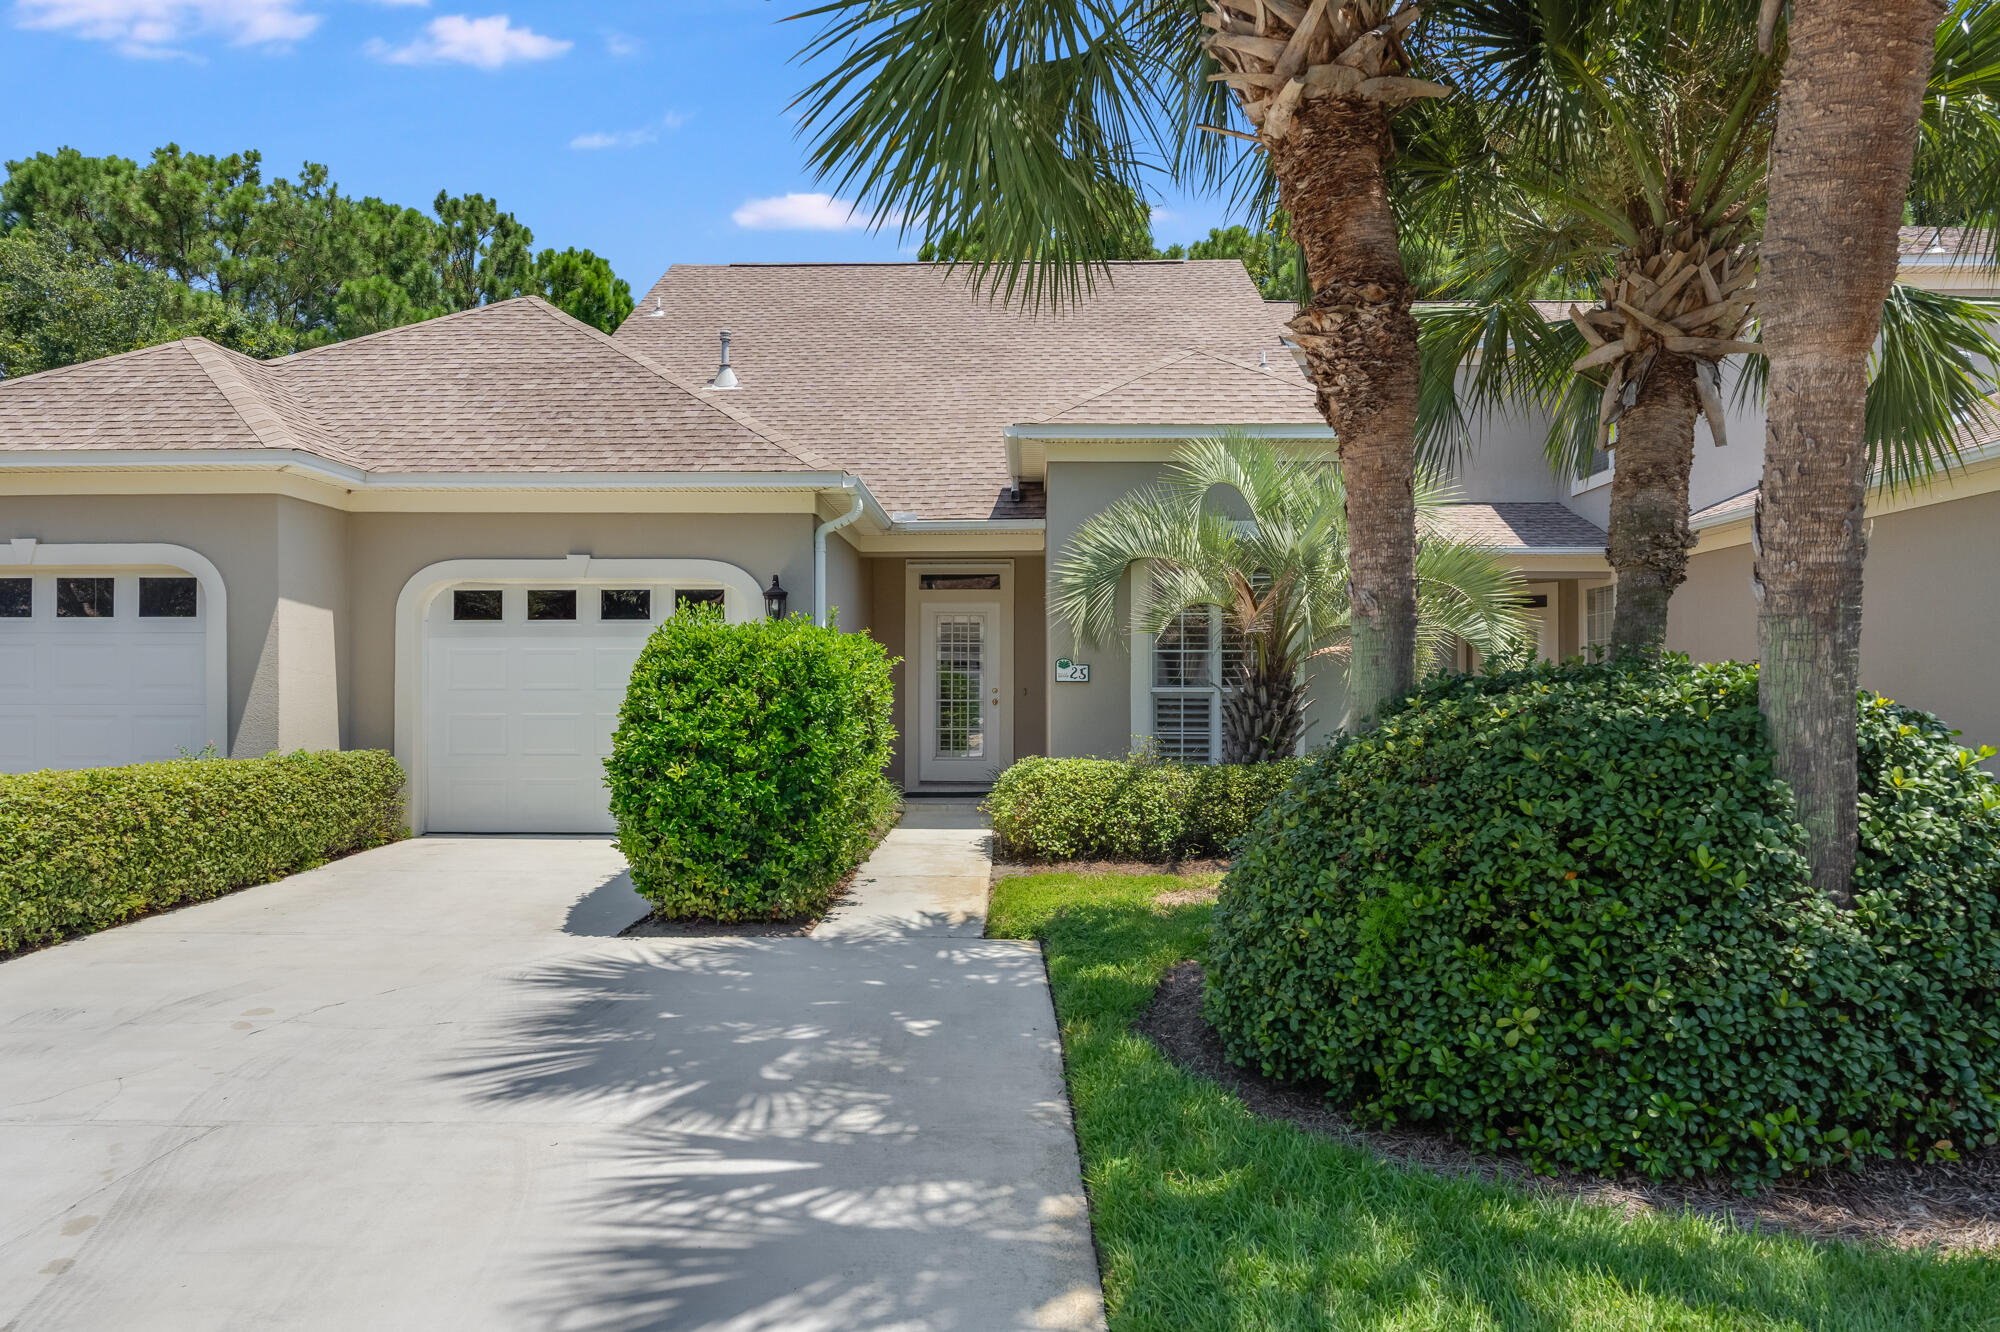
395, 554, 762, 833
904, 561, 1014, 789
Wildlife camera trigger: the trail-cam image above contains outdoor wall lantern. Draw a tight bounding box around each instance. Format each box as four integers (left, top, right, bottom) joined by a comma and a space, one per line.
764, 576, 789, 620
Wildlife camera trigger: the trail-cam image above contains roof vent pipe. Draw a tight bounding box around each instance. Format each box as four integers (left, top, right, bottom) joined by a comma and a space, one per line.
708, 330, 739, 390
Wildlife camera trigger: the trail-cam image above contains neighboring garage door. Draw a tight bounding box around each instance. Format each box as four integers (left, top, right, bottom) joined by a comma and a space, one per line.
0, 571, 210, 774
423, 581, 724, 834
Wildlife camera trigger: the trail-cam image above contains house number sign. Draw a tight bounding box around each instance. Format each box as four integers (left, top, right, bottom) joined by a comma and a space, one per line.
1054, 658, 1090, 683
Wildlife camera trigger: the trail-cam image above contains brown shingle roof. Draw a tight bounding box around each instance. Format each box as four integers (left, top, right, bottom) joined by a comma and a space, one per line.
0, 297, 823, 476
0, 338, 361, 468
1039, 348, 1317, 425
616, 261, 1321, 519
1436, 502, 1606, 550
1898, 226, 1993, 260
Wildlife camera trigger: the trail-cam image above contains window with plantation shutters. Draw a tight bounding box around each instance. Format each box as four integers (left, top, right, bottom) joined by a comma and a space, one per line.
1149, 606, 1225, 764
1586, 583, 1616, 651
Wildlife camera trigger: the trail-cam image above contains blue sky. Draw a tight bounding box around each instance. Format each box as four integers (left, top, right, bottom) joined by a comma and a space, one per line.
4, 0, 1240, 291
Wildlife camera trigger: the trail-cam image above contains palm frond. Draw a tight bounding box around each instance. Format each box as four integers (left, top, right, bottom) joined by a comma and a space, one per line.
1867, 284, 2000, 491
788, 0, 1161, 309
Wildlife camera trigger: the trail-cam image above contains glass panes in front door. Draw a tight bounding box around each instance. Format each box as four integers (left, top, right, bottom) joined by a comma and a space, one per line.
933, 613, 985, 758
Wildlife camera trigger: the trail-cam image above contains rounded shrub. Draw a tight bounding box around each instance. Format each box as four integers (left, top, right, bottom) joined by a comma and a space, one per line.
986, 754, 1303, 861
606, 610, 897, 921
1205, 657, 2000, 1185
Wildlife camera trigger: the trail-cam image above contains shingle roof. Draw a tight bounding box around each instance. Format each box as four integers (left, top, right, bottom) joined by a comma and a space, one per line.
1898, 226, 1993, 261
0, 338, 361, 468
0, 297, 823, 476
1690, 487, 1758, 525
1436, 502, 1606, 550
1039, 348, 1317, 425
617, 261, 1321, 519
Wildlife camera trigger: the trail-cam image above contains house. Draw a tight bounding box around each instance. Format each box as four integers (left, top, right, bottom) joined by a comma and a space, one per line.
1, 246, 1994, 832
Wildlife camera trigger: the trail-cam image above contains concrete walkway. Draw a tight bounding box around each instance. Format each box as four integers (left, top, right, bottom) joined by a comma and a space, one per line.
0, 803, 1104, 1332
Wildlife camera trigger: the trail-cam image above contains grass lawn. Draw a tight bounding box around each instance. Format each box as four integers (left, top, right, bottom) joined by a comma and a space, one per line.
989, 870, 2000, 1331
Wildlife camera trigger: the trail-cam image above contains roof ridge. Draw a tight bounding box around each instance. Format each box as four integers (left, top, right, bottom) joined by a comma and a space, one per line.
1032, 350, 1197, 424
518, 296, 839, 472
1190, 346, 1314, 388
268, 297, 540, 366
0, 336, 204, 392
180, 338, 309, 455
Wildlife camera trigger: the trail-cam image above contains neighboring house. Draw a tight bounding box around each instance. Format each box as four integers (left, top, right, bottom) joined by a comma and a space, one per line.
0, 245, 1992, 832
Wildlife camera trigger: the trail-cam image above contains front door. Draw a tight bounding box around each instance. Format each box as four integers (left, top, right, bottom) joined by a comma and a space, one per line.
917, 601, 1013, 785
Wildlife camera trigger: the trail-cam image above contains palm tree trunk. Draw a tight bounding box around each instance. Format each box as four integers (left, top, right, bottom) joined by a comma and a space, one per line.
1222, 654, 1308, 764
1605, 353, 1699, 656
1268, 98, 1421, 728
1756, 0, 1943, 905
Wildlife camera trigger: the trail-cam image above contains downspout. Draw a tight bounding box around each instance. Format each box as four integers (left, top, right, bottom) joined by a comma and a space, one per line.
814, 477, 865, 628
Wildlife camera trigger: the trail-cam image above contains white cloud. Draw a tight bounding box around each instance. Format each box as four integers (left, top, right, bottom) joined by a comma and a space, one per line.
367, 12, 569, 68
14, 0, 319, 56
731, 192, 884, 232
601, 27, 638, 57
569, 128, 654, 151
568, 111, 689, 152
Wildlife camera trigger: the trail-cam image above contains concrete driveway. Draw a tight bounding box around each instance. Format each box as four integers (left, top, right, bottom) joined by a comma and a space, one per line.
0, 811, 1103, 1331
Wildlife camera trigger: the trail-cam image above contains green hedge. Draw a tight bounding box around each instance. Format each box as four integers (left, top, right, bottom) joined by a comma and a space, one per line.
985, 755, 1304, 861
606, 610, 897, 922
1, 749, 405, 954
1205, 657, 2000, 1186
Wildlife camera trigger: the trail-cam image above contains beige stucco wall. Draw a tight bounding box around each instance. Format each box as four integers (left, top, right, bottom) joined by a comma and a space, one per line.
869, 558, 910, 787
1046, 460, 1157, 758
824, 530, 868, 633
1669, 486, 2000, 750
341, 510, 814, 752
0, 492, 348, 758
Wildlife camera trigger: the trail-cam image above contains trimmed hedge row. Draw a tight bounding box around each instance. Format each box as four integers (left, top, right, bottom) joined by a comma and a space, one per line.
1206, 657, 2000, 1186
1, 750, 405, 954
985, 755, 1304, 861
607, 610, 898, 922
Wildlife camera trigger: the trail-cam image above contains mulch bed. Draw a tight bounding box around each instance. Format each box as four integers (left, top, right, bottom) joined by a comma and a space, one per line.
990, 857, 1230, 883
1138, 957, 2000, 1253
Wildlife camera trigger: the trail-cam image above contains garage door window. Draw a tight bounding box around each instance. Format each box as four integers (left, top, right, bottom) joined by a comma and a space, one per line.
527, 589, 577, 621
453, 589, 503, 621
56, 577, 114, 618
139, 577, 197, 618
675, 589, 725, 613
0, 579, 28, 617
600, 588, 651, 621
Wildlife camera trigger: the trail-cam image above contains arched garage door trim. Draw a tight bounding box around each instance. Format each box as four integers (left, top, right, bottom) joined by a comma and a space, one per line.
1, 538, 230, 759
394, 554, 763, 833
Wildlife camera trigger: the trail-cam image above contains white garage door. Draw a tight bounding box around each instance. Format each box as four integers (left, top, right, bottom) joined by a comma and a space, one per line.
423, 582, 723, 834
0, 571, 211, 774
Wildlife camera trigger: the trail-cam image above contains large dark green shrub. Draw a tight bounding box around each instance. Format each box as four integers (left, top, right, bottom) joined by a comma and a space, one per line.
986, 755, 1303, 861
1205, 658, 2000, 1186
606, 611, 897, 921
1, 749, 405, 954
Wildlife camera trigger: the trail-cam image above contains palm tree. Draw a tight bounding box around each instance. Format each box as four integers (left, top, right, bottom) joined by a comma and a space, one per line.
787, 0, 1458, 727
1408, 0, 2000, 658
1051, 434, 1533, 762
1751, 0, 1989, 903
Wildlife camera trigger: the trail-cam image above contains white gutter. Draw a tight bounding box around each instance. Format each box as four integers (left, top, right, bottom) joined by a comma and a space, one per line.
813, 477, 866, 627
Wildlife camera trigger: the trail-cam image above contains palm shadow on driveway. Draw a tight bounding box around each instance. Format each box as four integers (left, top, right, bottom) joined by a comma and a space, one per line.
441, 925, 1102, 1332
